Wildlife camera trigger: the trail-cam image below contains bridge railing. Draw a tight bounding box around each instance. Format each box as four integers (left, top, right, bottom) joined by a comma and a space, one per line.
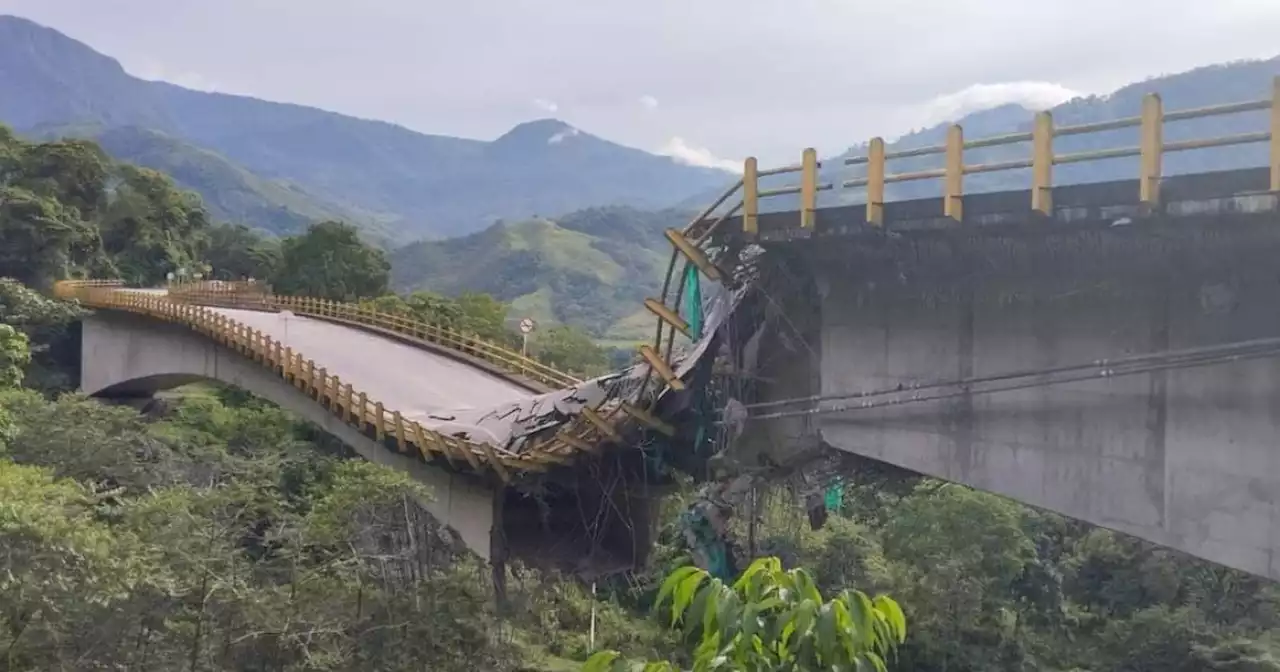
680, 76, 1280, 238
54, 280, 566, 481
165, 280, 581, 390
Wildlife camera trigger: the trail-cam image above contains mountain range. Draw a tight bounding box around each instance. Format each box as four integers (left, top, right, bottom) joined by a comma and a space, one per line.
0, 15, 732, 242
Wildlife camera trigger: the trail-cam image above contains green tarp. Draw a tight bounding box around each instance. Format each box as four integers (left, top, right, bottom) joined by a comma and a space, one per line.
682, 263, 703, 340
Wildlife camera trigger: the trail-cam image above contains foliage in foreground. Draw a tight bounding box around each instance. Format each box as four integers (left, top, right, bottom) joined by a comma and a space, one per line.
588, 557, 906, 671
0, 384, 526, 671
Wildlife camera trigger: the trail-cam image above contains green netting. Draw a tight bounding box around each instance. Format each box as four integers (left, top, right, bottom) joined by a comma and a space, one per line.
682, 263, 703, 340
680, 508, 732, 580
824, 477, 845, 512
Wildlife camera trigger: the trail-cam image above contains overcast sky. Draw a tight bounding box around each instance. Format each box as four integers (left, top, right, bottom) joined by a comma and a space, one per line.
5, 0, 1280, 167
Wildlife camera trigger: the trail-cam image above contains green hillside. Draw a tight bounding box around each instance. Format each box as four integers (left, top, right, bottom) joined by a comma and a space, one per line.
390, 206, 688, 339
55, 125, 401, 242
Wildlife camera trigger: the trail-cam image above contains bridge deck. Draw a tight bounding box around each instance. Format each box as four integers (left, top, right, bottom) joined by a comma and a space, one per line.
728, 166, 1277, 241
208, 307, 531, 428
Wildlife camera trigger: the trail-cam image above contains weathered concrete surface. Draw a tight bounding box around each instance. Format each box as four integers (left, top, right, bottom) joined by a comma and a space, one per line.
204, 307, 533, 443
81, 311, 498, 558
757, 209, 1280, 580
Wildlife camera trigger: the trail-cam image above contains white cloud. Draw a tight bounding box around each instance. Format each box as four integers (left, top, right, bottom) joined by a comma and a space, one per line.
134, 61, 220, 92
916, 81, 1082, 126
532, 98, 559, 113
639, 95, 659, 110
547, 126, 580, 144
657, 137, 739, 172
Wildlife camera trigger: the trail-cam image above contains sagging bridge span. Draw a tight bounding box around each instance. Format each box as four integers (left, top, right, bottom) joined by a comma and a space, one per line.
58, 77, 1280, 581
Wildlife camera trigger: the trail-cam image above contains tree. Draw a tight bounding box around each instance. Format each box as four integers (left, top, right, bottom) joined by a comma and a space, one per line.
534, 324, 608, 376
0, 185, 100, 287
97, 164, 210, 285
203, 222, 281, 281
272, 220, 390, 301
586, 556, 907, 671
0, 129, 217, 289
456, 292, 514, 345
878, 483, 1039, 670
0, 278, 86, 393
360, 291, 465, 331
0, 323, 29, 388
0, 461, 149, 670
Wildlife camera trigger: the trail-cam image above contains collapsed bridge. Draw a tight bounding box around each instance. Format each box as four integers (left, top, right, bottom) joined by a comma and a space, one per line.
62, 76, 1280, 582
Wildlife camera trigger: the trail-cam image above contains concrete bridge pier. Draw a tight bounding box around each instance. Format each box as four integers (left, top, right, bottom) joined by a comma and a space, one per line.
746, 212, 1280, 581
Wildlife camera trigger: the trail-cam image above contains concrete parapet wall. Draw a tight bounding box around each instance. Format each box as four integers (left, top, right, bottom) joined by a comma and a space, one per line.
82, 311, 497, 558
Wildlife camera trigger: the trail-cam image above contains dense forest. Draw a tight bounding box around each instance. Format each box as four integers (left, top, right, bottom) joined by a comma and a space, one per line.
5, 125, 1280, 671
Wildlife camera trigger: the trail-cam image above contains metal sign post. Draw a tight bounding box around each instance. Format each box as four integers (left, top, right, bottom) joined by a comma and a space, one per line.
519, 318, 536, 359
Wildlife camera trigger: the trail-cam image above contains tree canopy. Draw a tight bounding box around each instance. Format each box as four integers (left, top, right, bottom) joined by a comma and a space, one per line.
0, 130, 208, 289
271, 220, 391, 301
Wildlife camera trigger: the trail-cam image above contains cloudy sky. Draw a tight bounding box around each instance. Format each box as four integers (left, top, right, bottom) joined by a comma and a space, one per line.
5, 0, 1280, 167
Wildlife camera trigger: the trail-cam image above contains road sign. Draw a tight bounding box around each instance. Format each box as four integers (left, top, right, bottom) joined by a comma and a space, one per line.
519, 317, 537, 334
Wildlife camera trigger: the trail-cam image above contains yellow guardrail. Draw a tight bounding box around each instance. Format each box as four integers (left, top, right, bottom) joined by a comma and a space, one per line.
723, 76, 1280, 231
166, 280, 581, 390
54, 280, 573, 482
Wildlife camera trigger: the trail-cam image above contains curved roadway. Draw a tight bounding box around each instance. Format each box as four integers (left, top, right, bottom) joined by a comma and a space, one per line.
186, 299, 536, 443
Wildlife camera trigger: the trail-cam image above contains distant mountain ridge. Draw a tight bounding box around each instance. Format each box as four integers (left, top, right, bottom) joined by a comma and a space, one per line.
0, 15, 733, 239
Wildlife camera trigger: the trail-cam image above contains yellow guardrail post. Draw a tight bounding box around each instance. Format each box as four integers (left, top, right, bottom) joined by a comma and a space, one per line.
306, 360, 318, 397
1032, 112, 1054, 216
317, 368, 329, 406
944, 124, 964, 221
1139, 93, 1163, 209
800, 148, 818, 229
743, 157, 759, 235
393, 410, 407, 452
866, 137, 886, 226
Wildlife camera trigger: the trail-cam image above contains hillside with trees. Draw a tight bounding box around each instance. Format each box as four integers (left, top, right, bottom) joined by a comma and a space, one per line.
390, 206, 688, 344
